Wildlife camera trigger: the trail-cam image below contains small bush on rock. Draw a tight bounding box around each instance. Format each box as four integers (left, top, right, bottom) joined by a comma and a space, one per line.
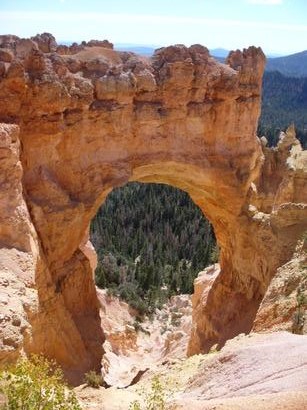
129, 376, 168, 410
0, 355, 81, 410
84, 370, 104, 388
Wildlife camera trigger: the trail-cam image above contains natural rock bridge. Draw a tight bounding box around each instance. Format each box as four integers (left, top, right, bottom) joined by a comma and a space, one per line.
0, 33, 306, 383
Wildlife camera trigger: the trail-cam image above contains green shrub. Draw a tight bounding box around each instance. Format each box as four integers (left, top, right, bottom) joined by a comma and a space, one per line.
170, 311, 182, 327
129, 401, 141, 410
95, 265, 107, 288
0, 355, 81, 410
129, 376, 167, 410
106, 286, 118, 298
292, 285, 306, 334
84, 370, 104, 388
292, 307, 305, 334
209, 244, 220, 264
132, 320, 150, 335
128, 296, 148, 317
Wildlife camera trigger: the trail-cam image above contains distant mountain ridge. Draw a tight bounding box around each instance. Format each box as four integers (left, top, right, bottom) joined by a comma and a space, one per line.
266, 50, 307, 77
115, 44, 156, 56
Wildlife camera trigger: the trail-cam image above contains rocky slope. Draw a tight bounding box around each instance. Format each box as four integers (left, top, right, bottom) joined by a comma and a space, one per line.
253, 237, 306, 334
0, 33, 306, 383
76, 331, 307, 410
97, 289, 192, 388
0, 123, 40, 365
77, 260, 306, 409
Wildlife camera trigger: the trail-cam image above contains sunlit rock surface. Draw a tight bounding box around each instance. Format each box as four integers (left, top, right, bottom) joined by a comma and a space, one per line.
75, 332, 307, 410
253, 238, 307, 334
0, 33, 306, 382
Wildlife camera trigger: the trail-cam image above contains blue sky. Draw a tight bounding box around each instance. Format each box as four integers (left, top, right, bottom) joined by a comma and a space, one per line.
0, 0, 306, 55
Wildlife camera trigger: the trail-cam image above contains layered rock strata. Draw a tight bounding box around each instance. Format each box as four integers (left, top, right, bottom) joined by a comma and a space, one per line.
0, 33, 306, 381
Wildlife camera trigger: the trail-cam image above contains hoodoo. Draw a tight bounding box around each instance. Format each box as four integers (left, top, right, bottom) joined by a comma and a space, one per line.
0, 33, 306, 383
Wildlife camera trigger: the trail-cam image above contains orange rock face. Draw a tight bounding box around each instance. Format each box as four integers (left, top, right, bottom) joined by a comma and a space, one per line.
0, 33, 306, 382
188, 127, 307, 355
253, 238, 307, 334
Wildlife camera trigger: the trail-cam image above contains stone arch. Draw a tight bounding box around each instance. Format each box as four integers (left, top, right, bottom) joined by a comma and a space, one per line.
0, 34, 306, 384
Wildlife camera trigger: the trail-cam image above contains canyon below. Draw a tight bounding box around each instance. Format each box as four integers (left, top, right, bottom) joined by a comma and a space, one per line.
0, 33, 306, 409
76, 256, 307, 409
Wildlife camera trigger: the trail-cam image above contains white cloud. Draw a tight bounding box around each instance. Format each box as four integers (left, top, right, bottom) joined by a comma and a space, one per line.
247, 0, 283, 5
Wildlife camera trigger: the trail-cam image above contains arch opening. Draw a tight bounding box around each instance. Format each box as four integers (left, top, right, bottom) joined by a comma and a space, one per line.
89, 181, 218, 386
90, 181, 217, 315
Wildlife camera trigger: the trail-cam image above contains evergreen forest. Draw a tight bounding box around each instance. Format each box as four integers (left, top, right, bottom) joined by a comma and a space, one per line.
258, 71, 307, 148
90, 183, 217, 315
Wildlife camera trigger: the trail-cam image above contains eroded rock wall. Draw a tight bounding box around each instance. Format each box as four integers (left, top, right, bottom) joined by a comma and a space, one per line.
0, 123, 38, 363
0, 123, 104, 384
253, 237, 307, 334
0, 33, 306, 381
188, 127, 307, 354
